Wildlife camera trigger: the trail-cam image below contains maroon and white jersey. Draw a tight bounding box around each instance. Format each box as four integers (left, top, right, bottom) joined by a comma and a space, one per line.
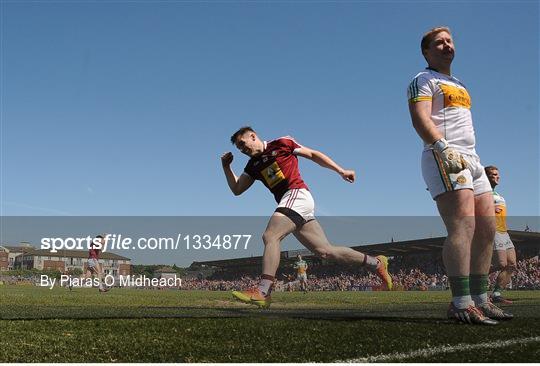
243, 136, 309, 202
89, 240, 101, 260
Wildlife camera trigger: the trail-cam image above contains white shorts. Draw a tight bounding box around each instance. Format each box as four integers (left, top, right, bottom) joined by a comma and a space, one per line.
421, 150, 492, 200
297, 273, 308, 281
494, 232, 515, 251
275, 188, 315, 226
87, 258, 99, 269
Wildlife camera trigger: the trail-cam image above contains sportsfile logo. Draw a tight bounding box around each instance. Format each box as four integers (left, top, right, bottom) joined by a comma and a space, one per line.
40, 234, 166, 253
40, 234, 252, 252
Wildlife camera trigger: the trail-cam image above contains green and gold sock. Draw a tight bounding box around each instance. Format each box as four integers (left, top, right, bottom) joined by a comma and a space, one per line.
449, 276, 472, 309
470, 274, 489, 306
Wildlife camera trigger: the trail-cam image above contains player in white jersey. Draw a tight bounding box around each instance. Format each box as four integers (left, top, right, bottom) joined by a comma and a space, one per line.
408, 27, 511, 325
408, 57, 491, 199
293, 255, 308, 292
485, 166, 516, 305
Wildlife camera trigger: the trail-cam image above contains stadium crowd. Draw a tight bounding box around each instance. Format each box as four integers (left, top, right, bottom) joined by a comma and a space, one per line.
181, 269, 446, 291
2, 255, 538, 292
180, 256, 538, 292
505, 256, 539, 290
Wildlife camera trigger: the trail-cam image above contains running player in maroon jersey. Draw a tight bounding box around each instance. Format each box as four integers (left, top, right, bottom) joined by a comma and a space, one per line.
85, 234, 109, 293
222, 126, 392, 308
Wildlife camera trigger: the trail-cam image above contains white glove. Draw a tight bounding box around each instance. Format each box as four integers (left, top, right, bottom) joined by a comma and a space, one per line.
431, 138, 467, 174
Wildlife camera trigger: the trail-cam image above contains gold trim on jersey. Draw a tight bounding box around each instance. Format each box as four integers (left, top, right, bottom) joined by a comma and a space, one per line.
432, 151, 453, 192
409, 96, 432, 103
407, 77, 432, 103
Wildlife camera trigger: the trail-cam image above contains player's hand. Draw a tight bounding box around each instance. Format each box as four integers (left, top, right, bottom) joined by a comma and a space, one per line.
221, 152, 234, 167
339, 169, 355, 183
432, 138, 467, 174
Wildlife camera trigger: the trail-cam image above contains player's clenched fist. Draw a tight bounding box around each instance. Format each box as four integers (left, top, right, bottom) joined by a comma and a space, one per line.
339, 169, 355, 183
432, 138, 468, 174
221, 152, 234, 167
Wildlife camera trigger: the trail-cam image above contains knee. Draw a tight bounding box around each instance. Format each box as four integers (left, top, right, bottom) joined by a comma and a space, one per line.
481, 221, 496, 241
496, 260, 507, 271
448, 220, 475, 242
506, 263, 517, 274
471, 222, 496, 249
262, 231, 277, 246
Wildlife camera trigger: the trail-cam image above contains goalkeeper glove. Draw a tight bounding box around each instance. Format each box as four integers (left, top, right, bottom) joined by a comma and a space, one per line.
431, 138, 468, 174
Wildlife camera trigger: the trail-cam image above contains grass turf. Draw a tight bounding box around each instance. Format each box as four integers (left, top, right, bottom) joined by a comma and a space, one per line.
1, 286, 539, 362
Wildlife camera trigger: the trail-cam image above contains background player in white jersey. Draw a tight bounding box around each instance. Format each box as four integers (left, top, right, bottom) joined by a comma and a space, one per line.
407, 27, 512, 325
294, 255, 309, 292
485, 166, 516, 305
221, 126, 393, 308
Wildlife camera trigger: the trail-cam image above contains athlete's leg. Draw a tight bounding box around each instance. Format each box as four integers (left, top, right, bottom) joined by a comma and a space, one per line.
470, 192, 496, 306
470, 192, 496, 274
436, 189, 475, 309
505, 248, 517, 284
94, 263, 109, 292
493, 248, 509, 272
436, 189, 476, 276
467, 192, 511, 318
292, 220, 370, 265
261, 212, 297, 277
291, 219, 392, 289
492, 247, 508, 294
94, 263, 101, 281
497, 248, 517, 291
231, 212, 296, 307
86, 267, 98, 287
300, 277, 308, 292
95, 264, 104, 289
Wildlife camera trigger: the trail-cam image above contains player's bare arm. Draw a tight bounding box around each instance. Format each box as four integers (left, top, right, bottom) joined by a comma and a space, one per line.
408, 100, 442, 144
295, 146, 355, 183
221, 152, 255, 195
409, 100, 467, 174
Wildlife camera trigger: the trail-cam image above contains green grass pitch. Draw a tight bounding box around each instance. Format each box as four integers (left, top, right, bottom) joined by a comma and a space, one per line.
1, 286, 539, 362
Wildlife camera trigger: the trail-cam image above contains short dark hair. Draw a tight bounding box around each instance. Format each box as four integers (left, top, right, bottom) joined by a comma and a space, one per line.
485, 165, 499, 174
230, 126, 255, 144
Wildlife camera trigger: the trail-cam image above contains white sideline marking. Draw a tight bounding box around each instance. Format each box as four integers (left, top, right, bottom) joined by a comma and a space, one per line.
338, 336, 540, 363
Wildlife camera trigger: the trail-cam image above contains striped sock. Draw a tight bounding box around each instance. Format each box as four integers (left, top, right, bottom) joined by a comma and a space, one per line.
449, 276, 472, 309
470, 274, 489, 306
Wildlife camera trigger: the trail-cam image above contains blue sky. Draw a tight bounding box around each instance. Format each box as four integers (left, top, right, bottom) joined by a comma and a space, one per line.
1, 1, 539, 260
